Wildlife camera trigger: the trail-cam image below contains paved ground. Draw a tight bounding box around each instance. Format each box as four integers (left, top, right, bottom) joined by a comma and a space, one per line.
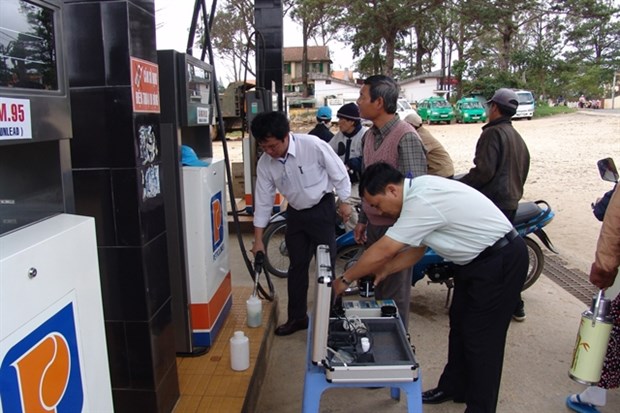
226, 233, 619, 413
218, 110, 620, 412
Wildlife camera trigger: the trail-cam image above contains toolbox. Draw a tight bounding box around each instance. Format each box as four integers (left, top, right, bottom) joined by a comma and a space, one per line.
311, 245, 419, 383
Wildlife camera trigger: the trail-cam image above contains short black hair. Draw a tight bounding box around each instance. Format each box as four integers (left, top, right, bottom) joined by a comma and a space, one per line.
363, 75, 399, 114
359, 162, 404, 197
250, 111, 290, 143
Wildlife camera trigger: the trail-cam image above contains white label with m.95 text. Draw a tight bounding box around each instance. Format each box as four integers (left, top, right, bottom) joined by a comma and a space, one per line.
0, 97, 32, 140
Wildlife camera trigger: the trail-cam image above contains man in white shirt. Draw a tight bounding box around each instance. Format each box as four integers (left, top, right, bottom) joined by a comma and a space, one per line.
333, 162, 527, 413
251, 111, 352, 336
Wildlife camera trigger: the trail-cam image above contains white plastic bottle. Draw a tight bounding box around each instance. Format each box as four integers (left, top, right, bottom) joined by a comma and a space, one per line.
230, 331, 250, 371
246, 295, 262, 327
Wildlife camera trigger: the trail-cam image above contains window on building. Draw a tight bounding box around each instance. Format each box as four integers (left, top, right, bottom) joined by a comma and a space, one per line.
420, 79, 426, 84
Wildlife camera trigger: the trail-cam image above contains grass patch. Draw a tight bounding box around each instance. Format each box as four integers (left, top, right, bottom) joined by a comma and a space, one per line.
533, 105, 576, 118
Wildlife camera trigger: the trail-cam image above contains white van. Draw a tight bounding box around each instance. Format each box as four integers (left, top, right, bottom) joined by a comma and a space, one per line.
513, 90, 535, 120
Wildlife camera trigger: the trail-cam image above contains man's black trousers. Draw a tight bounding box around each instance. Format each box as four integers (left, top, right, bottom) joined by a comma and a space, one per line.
438, 235, 528, 413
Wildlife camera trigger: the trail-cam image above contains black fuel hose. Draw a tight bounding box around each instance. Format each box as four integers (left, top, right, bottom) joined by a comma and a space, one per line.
193, 0, 274, 300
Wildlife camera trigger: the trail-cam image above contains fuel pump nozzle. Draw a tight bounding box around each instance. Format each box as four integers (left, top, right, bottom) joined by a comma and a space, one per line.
252, 251, 264, 298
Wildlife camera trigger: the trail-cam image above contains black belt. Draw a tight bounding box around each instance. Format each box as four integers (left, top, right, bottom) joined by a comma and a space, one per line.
465, 229, 519, 266
489, 228, 519, 252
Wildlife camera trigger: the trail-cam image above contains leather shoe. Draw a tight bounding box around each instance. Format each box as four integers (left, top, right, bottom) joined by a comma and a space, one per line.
274, 316, 309, 336
422, 387, 454, 404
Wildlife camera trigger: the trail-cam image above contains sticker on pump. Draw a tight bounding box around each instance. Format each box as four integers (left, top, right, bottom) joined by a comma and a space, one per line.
211, 190, 224, 260
0, 302, 84, 412
0, 97, 32, 140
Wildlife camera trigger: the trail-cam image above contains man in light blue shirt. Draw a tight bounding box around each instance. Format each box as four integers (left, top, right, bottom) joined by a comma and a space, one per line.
334, 162, 527, 413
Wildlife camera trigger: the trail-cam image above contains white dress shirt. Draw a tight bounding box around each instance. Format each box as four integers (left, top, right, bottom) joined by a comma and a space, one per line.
253, 133, 351, 228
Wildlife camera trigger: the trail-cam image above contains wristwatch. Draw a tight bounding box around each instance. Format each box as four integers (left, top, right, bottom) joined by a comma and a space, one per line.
339, 275, 352, 286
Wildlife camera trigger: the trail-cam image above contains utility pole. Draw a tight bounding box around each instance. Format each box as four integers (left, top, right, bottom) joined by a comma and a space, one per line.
612, 71, 619, 109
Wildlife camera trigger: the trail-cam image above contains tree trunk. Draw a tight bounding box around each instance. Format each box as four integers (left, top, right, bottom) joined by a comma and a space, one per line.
302, 20, 309, 98
385, 34, 395, 77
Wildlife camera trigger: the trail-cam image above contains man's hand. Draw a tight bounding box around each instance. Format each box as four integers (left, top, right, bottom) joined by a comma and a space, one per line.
590, 262, 618, 289
353, 222, 367, 244
332, 276, 350, 296
373, 270, 391, 286
251, 238, 265, 256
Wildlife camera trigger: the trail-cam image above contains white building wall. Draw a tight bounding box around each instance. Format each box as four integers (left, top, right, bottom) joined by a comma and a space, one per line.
314, 79, 361, 107
604, 95, 620, 109
400, 80, 440, 104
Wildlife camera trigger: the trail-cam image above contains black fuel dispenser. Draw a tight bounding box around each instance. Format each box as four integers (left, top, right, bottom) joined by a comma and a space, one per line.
0, 0, 73, 235
158, 49, 220, 356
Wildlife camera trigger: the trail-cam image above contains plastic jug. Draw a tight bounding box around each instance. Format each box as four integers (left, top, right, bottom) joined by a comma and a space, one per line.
246, 295, 262, 327
230, 331, 250, 371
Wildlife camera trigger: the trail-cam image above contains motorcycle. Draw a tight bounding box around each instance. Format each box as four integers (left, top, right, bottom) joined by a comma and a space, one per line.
263, 199, 558, 303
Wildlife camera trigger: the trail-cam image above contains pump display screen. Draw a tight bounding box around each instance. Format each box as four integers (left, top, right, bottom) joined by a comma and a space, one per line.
182, 56, 213, 126
187, 62, 211, 104
0, 0, 58, 90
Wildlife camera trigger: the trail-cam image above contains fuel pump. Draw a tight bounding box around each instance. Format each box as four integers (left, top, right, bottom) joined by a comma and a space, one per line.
158, 49, 232, 356
1, 0, 112, 410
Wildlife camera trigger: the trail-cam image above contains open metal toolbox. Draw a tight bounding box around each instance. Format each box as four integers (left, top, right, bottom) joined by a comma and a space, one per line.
311, 245, 419, 383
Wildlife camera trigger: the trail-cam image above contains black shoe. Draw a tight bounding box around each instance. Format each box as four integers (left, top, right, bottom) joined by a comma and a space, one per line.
274, 316, 309, 336
422, 387, 454, 404
513, 300, 526, 322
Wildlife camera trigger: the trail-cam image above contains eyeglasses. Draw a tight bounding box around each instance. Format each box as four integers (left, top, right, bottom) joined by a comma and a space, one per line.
259, 140, 283, 152
258, 139, 284, 152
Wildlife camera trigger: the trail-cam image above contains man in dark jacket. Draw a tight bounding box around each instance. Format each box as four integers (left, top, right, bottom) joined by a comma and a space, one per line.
459, 88, 531, 322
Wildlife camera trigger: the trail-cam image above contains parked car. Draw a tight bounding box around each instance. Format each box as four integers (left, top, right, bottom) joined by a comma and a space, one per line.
397, 98, 417, 118
416, 96, 454, 124
454, 97, 487, 123
513, 90, 536, 120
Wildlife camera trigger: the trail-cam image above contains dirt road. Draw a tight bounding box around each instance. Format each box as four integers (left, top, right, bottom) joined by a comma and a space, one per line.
214, 110, 620, 273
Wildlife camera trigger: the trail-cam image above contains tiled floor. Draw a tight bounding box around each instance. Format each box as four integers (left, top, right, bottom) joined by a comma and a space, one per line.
173, 287, 277, 413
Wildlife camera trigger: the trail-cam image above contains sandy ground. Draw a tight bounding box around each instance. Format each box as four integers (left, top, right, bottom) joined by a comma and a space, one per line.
215, 110, 620, 274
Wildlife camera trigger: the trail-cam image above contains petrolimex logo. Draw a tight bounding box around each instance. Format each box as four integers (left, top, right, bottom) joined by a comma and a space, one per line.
0, 303, 84, 412
211, 190, 224, 260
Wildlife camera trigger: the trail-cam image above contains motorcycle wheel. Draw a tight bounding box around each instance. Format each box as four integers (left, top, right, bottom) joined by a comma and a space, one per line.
523, 237, 544, 291
262, 220, 289, 278
335, 245, 364, 274
262, 221, 365, 280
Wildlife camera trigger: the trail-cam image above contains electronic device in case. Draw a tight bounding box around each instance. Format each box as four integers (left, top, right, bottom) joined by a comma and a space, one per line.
311, 245, 419, 383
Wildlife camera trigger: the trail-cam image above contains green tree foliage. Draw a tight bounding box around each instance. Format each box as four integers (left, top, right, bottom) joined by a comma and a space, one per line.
290, 0, 342, 97
204, 0, 620, 102
200, 0, 256, 83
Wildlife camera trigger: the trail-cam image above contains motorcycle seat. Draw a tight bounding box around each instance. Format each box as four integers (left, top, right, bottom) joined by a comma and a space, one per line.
514, 201, 543, 225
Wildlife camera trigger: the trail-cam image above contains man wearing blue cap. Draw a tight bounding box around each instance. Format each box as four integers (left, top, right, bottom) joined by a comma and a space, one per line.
308, 106, 334, 142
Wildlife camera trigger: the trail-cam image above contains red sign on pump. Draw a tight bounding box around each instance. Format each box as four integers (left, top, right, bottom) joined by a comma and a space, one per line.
130, 57, 160, 113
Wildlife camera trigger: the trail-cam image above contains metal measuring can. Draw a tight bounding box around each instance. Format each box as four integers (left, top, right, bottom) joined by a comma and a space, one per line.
569, 290, 613, 384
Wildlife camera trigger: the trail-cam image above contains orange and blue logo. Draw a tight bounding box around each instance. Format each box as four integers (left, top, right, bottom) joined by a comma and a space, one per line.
1, 303, 83, 412
211, 191, 224, 259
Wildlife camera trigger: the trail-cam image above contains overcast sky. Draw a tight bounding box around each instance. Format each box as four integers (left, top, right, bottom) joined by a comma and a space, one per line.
155, 0, 354, 83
